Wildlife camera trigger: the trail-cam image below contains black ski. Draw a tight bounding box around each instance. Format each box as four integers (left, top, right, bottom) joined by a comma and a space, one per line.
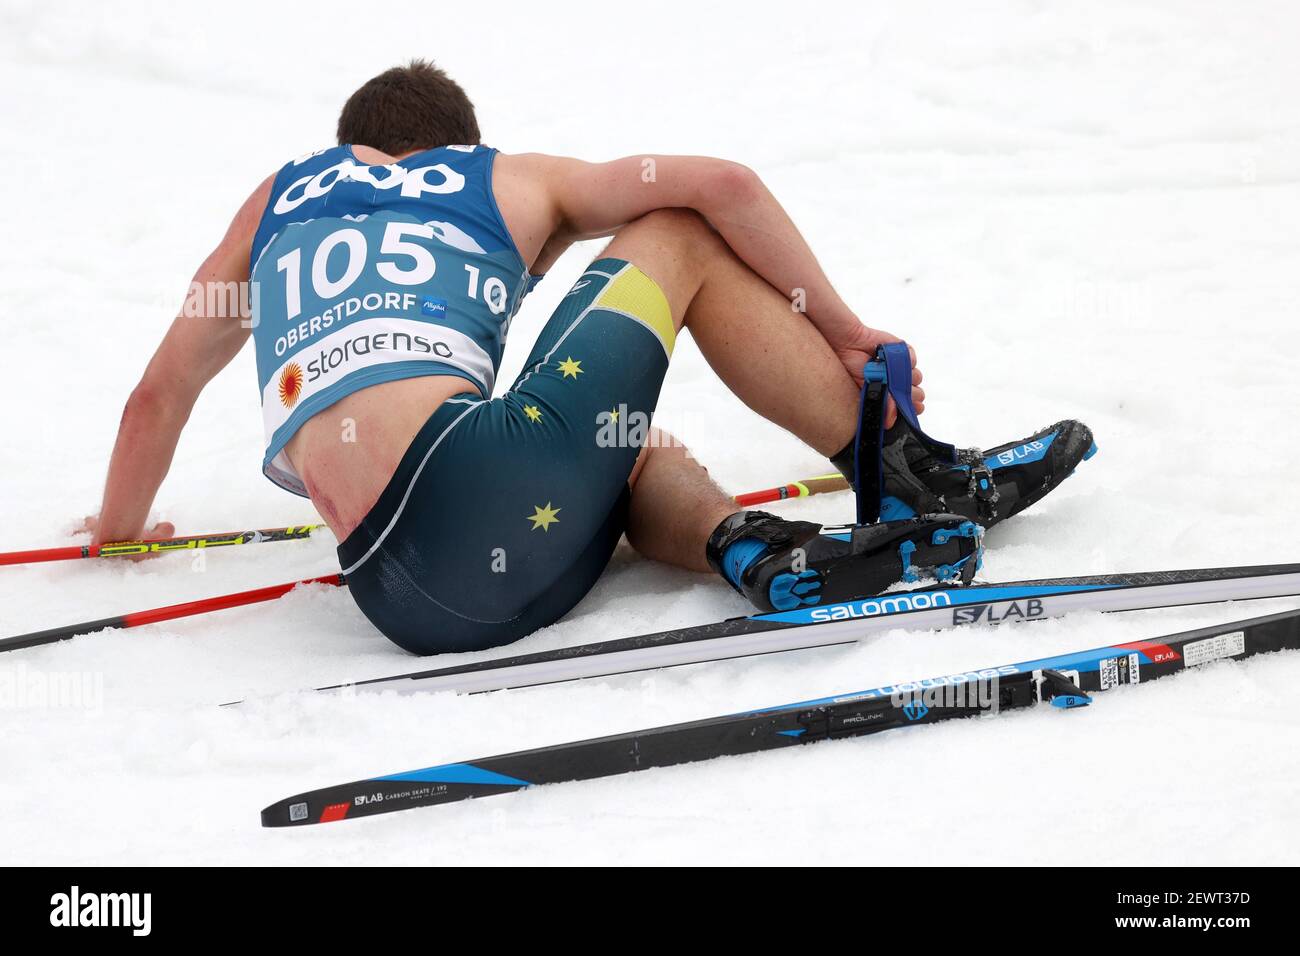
261, 606, 1300, 826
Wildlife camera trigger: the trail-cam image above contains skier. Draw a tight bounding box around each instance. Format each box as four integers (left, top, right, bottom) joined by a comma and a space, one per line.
84, 60, 1093, 654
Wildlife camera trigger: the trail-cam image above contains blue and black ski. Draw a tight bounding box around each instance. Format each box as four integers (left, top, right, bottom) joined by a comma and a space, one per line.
243, 561, 1300, 702
261, 606, 1300, 826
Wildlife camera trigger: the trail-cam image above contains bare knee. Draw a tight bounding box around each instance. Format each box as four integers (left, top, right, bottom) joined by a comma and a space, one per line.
626, 207, 716, 241
627, 428, 685, 489
602, 208, 726, 302
616, 208, 723, 258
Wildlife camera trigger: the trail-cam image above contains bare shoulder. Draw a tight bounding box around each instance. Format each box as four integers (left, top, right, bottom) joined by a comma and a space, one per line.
193, 173, 276, 282
493, 151, 605, 196
491, 151, 568, 178
226, 174, 276, 248
490, 152, 575, 268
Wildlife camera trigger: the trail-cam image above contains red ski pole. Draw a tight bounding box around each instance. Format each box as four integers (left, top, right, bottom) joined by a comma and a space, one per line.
0, 574, 346, 653
733, 473, 850, 507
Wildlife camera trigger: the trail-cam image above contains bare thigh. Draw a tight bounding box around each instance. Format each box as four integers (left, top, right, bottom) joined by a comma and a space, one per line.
599, 208, 728, 331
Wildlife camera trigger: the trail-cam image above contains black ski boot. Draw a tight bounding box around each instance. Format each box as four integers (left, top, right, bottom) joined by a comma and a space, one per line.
833, 341, 1097, 530
706, 510, 982, 613
832, 418, 1096, 529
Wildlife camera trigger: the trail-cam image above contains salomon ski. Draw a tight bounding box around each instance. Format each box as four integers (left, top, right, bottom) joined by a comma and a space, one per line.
232, 561, 1300, 704
261, 607, 1300, 826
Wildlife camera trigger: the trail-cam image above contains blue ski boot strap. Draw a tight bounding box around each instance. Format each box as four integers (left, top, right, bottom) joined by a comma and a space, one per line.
853, 341, 959, 524
852, 361, 887, 524
879, 342, 957, 466
720, 538, 769, 590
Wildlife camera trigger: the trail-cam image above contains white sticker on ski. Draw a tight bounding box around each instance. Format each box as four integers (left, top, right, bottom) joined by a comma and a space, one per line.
1183, 631, 1246, 668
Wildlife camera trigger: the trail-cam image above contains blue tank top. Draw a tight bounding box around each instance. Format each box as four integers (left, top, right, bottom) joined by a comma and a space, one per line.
249, 144, 535, 496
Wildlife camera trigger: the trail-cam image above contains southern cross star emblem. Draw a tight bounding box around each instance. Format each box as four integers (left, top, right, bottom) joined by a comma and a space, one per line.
527, 502, 561, 531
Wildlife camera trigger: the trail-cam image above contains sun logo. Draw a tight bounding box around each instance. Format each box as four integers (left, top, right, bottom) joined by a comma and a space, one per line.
278, 362, 304, 408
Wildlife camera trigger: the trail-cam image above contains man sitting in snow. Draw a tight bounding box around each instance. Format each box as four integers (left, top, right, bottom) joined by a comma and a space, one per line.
85, 60, 1091, 654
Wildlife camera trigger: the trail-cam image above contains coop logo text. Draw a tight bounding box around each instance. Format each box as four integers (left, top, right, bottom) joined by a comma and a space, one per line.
274, 160, 467, 214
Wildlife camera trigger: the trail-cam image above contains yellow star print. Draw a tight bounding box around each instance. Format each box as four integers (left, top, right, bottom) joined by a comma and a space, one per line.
523, 404, 542, 423
609, 407, 620, 421
527, 502, 561, 531
557, 356, 583, 379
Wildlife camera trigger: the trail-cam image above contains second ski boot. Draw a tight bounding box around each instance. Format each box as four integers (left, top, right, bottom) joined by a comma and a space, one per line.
706, 510, 982, 613
832, 417, 1097, 530
833, 341, 1097, 530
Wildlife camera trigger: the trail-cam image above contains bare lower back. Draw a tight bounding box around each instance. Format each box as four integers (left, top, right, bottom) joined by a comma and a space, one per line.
284, 375, 480, 539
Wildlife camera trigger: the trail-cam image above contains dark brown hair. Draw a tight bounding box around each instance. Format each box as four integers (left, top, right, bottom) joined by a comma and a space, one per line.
337, 59, 481, 154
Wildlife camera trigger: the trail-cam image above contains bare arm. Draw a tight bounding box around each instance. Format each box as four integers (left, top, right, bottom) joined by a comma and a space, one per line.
495, 152, 922, 408
502, 153, 864, 347
90, 177, 272, 543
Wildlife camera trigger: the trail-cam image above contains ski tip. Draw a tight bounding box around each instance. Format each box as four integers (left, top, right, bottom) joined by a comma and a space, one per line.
1083, 441, 1099, 461
261, 801, 296, 827
261, 797, 330, 827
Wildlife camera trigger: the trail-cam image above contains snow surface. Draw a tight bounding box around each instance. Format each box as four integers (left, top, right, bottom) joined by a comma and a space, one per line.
2, 0, 1299, 865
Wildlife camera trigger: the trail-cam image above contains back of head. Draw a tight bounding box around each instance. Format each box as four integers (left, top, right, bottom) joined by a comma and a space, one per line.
337, 59, 481, 155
